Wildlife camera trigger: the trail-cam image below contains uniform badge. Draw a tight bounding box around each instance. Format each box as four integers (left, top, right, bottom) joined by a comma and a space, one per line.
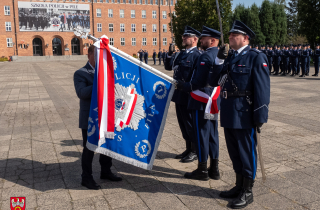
263, 63, 268, 67
200, 62, 205, 65
242, 51, 247, 55
238, 65, 246, 67
186, 61, 190, 63
153, 81, 167, 99
11, 197, 25, 210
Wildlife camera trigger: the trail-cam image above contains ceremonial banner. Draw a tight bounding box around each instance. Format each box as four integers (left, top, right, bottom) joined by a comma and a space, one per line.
86, 36, 175, 170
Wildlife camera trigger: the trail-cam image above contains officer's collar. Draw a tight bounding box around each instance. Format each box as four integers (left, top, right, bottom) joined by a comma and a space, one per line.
186, 46, 196, 53
235, 45, 248, 55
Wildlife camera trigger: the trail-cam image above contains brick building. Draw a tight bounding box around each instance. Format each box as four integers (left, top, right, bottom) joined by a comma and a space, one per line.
0, 0, 176, 58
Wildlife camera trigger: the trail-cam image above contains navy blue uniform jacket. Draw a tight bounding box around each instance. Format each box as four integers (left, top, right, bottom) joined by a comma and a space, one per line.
152, 52, 157, 59
184, 47, 223, 110
158, 51, 162, 58
73, 62, 94, 129
220, 46, 270, 129
165, 48, 201, 104
144, 52, 148, 60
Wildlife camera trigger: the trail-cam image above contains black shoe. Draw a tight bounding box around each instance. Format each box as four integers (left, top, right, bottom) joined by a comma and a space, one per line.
208, 158, 220, 180
81, 179, 101, 190
306, 73, 309, 76
180, 152, 197, 163
100, 172, 123, 181
184, 162, 209, 181
175, 149, 190, 159
220, 174, 243, 198
312, 74, 318, 76
299, 74, 305, 77
230, 178, 254, 209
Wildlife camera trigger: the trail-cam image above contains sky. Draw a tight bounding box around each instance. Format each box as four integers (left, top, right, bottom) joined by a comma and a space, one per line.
232, 0, 264, 10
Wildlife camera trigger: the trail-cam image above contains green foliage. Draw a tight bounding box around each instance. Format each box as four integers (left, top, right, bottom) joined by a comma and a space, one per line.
259, 0, 276, 45
0, 56, 8, 62
247, 3, 265, 45
172, 0, 232, 49
297, 0, 320, 48
231, 4, 249, 26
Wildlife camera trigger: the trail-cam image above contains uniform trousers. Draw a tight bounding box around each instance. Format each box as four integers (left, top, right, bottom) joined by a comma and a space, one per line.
315, 60, 320, 75
292, 59, 298, 74
267, 58, 273, 73
301, 61, 307, 75
298, 60, 301, 74
307, 57, 310, 74
175, 104, 195, 153
224, 128, 257, 179
145, 59, 148, 64
273, 62, 280, 74
81, 129, 112, 180
192, 110, 219, 162
159, 58, 161, 65
153, 58, 156, 65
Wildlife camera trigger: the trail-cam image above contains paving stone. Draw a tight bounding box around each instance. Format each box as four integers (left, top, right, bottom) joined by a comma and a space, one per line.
36, 189, 71, 207
104, 191, 143, 209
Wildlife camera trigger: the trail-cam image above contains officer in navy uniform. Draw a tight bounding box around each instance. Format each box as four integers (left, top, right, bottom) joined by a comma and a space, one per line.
266, 45, 274, 74
273, 45, 281, 75
139, 50, 144, 61
288, 44, 293, 74
152, 49, 157, 65
312, 44, 320, 76
281, 46, 290, 76
73, 45, 122, 190
158, 50, 162, 65
297, 44, 302, 74
177, 26, 225, 180
144, 50, 149, 64
300, 45, 309, 77
306, 44, 313, 76
291, 45, 300, 76
164, 26, 202, 162
218, 20, 270, 209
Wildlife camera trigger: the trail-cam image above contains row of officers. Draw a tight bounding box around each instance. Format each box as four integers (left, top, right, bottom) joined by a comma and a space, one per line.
165, 20, 270, 209
254, 44, 320, 77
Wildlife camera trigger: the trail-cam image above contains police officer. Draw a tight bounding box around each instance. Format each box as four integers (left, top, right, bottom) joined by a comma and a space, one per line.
281, 45, 290, 76
158, 50, 162, 65
288, 44, 293, 74
261, 45, 267, 55
266, 45, 274, 75
164, 26, 202, 163
218, 20, 270, 209
162, 49, 166, 64
67, 12, 72, 30
291, 45, 299, 76
139, 49, 144, 61
300, 45, 309, 77
306, 44, 313, 76
59, 13, 64, 32
297, 44, 302, 74
144, 50, 148, 64
312, 44, 320, 76
178, 26, 224, 180
152, 49, 157, 65
273, 45, 281, 75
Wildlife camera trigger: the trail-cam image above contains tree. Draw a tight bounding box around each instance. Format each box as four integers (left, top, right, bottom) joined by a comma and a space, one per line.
247, 3, 265, 45
259, 0, 276, 46
278, 4, 287, 44
297, 0, 320, 48
231, 4, 249, 26
272, 2, 282, 45
286, 0, 299, 38
172, 0, 232, 49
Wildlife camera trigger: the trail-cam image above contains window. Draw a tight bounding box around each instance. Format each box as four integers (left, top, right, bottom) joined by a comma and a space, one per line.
5, 22, 11, 31
96, 9, 101, 17
134, 0, 137, 4
142, 38, 147, 46
97, 23, 102, 32
110, 38, 114, 46
132, 38, 136, 46
109, 23, 114, 32
121, 38, 125, 46
161, 0, 163, 5
118, 0, 120, 3
142, 24, 146, 32
120, 9, 124, 18
131, 24, 136, 32
153, 38, 157, 46
106, 0, 109, 2
141, 10, 146, 18
152, 24, 157, 32
162, 11, 167, 19
155, 0, 158, 4
129, 0, 131, 3
100, 0, 103, 2
131, 10, 135, 18
139, 0, 142, 4
145, 0, 148, 4
151, 0, 153, 5
4, 6, 10, 15
112, 0, 115, 2
120, 23, 125, 32
6, 38, 13, 47
123, 0, 126, 3
163, 38, 167, 46
170, 0, 173, 5
108, 9, 113, 17
163, 24, 167, 32
152, 10, 156, 19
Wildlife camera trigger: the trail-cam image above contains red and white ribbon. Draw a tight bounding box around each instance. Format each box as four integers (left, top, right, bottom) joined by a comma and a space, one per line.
94, 35, 115, 140
190, 86, 220, 120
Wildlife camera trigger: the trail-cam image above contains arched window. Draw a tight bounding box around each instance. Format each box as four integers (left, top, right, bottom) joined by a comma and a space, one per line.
52, 37, 62, 56
33, 38, 43, 56
71, 37, 80, 55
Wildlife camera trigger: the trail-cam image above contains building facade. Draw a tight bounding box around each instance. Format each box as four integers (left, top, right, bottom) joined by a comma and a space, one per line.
0, 0, 176, 58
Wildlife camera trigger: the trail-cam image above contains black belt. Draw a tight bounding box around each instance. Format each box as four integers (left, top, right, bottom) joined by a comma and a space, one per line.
222, 91, 252, 99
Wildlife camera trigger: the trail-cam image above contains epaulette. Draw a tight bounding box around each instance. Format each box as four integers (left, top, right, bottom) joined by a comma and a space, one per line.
249, 48, 261, 54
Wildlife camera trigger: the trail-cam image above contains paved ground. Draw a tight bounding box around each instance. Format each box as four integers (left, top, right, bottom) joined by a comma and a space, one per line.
0, 60, 320, 210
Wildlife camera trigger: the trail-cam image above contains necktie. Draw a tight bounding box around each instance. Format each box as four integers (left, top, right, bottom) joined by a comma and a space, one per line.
234, 51, 239, 57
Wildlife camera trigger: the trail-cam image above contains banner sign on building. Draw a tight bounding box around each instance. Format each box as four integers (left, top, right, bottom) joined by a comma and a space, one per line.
86, 38, 175, 170
18, 2, 90, 32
